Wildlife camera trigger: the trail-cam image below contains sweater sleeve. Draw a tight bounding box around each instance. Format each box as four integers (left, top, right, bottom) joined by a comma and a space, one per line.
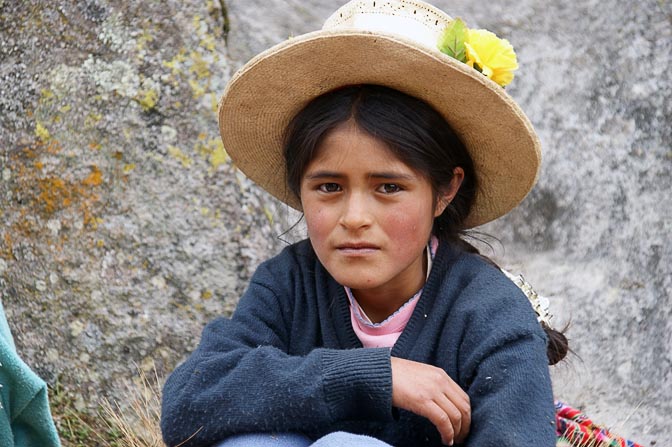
463, 332, 556, 446
456, 266, 556, 447
160, 256, 394, 447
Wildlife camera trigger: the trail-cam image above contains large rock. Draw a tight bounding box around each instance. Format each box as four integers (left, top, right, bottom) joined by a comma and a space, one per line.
1, 0, 669, 445
0, 0, 288, 441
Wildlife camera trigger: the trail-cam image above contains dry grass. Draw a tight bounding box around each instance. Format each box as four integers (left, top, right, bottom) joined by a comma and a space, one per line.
98, 366, 164, 447
556, 417, 643, 447
557, 434, 619, 447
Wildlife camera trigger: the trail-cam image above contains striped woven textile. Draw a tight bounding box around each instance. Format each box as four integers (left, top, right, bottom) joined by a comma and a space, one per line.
555, 401, 644, 447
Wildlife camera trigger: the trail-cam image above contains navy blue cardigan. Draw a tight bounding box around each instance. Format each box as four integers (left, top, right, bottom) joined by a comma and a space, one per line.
161, 240, 556, 446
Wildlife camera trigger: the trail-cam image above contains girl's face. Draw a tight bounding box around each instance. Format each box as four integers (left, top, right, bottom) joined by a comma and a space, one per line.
300, 122, 459, 319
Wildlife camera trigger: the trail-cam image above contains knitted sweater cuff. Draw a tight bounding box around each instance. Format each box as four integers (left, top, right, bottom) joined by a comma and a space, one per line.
321, 348, 393, 422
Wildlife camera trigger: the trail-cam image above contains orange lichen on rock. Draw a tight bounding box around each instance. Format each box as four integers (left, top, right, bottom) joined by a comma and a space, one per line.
46, 140, 62, 155
0, 233, 13, 260
38, 176, 74, 214
7, 139, 107, 246
82, 165, 103, 187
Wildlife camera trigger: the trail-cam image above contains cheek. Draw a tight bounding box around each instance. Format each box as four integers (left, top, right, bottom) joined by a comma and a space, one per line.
384, 203, 435, 244
303, 205, 330, 242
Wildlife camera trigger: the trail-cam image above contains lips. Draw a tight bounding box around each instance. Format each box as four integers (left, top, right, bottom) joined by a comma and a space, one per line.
336, 242, 379, 255
336, 241, 378, 249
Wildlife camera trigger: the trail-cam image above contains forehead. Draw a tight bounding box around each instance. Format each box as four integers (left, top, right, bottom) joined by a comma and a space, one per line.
308, 122, 411, 172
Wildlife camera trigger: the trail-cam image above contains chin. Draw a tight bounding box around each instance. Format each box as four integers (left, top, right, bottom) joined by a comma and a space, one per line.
337, 277, 381, 291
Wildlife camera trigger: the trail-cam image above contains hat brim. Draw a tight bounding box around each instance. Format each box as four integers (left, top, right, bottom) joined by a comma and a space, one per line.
219, 30, 540, 228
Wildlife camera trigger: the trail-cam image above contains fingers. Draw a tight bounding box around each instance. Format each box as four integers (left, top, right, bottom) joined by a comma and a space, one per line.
426, 399, 457, 445
390, 358, 471, 445
424, 366, 470, 445
430, 389, 470, 445
440, 382, 470, 442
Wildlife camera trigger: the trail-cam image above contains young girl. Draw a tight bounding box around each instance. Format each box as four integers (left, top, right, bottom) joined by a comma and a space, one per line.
161, 1, 566, 446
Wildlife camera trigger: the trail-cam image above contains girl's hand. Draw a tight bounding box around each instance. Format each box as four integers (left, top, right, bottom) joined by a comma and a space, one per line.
390, 357, 471, 446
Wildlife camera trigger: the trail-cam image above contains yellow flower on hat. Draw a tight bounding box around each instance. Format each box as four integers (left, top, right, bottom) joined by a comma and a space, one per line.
464, 29, 518, 87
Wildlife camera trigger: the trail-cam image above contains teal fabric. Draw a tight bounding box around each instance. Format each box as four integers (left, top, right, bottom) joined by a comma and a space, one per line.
0, 300, 61, 447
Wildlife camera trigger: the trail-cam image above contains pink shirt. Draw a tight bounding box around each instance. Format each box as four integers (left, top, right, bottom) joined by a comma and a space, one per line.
347, 237, 438, 348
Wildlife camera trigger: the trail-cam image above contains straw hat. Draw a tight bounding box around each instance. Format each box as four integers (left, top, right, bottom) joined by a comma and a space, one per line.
218, 0, 541, 228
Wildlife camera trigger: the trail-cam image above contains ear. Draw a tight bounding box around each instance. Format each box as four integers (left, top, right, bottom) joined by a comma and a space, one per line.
434, 167, 465, 217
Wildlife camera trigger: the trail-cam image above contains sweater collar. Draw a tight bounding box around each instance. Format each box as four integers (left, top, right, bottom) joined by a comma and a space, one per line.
324, 238, 461, 353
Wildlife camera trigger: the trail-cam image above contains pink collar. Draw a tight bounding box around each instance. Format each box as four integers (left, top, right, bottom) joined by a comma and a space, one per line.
346, 236, 438, 348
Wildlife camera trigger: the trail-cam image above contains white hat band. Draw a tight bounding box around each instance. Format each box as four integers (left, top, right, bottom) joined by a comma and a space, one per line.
324, 0, 453, 50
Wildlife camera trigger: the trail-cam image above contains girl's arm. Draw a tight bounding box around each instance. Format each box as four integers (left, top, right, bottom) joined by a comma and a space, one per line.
466, 332, 555, 446
160, 264, 394, 447
455, 273, 557, 447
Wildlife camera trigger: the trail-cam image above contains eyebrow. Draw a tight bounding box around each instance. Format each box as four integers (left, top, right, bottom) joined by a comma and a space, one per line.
304, 170, 417, 181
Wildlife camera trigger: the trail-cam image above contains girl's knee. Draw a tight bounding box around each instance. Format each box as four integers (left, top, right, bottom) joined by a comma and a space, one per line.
312, 431, 393, 447
214, 432, 312, 447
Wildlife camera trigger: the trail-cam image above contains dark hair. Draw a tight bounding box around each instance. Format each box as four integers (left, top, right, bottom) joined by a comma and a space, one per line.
543, 321, 570, 365
283, 84, 568, 364
283, 84, 476, 244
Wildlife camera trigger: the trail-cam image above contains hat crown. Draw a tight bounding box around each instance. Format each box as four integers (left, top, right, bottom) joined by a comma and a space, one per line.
324, 0, 453, 51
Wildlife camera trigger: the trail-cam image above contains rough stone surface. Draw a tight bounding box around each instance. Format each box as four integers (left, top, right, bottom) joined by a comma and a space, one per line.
0, 0, 291, 441
1, 0, 670, 445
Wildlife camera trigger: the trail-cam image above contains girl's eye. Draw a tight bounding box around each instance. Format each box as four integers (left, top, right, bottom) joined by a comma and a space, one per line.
318, 183, 341, 193
378, 183, 402, 194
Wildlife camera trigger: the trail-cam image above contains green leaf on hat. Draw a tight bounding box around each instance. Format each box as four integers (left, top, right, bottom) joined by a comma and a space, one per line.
438, 18, 468, 63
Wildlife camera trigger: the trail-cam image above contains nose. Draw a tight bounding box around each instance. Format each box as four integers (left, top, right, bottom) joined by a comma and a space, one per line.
339, 192, 373, 230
